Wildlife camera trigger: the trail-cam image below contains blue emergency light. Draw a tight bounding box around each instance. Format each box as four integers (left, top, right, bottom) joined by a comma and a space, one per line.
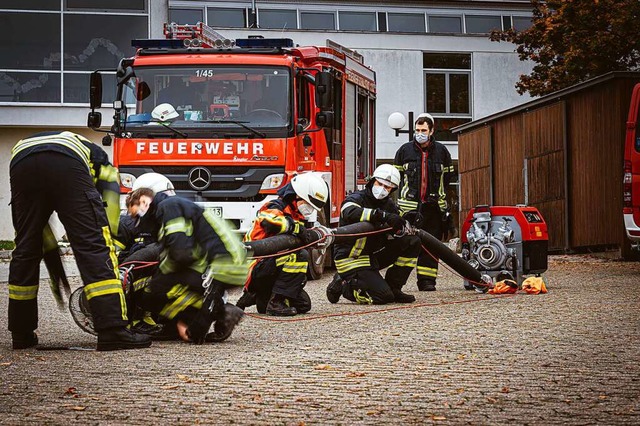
235, 38, 294, 49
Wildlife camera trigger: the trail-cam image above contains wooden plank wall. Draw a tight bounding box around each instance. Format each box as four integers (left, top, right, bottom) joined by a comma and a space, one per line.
492, 114, 525, 205
523, 102, 566, 250
458, 126, 492, 225
567, 78, 637, 248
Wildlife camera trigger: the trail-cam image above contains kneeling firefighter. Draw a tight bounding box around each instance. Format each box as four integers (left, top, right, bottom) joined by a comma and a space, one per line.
327, 164, 421, 305
133, 173, 248, 343
237, 173, 328, 316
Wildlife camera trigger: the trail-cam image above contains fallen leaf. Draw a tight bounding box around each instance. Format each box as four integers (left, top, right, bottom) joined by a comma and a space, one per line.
71, 406, 85, 411
0, 362, 11, 366
501, 387, 510, 393
65, 387, 77, 395
432, 416, 447, 421
599, 395, 607, 400
162, 385, 180, 390
314, 364, 333, 370
346, 372, 366, 377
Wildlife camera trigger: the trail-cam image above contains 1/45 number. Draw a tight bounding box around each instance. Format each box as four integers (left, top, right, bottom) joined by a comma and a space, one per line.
195, 69, 214, 77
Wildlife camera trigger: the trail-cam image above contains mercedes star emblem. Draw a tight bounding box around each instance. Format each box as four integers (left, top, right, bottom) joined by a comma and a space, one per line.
187, 167, 211, 191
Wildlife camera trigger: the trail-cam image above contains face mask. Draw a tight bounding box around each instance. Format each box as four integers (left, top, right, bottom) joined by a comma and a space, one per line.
372, 185, 389, 200
415, 132, 430, 144
297, 201, 316, 218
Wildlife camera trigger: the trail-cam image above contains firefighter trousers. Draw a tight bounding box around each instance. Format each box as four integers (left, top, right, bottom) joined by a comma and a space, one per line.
247, 250, 311, 314
8, 152, 127, 333
340, 235, 421, 305
417, 203, 444, 285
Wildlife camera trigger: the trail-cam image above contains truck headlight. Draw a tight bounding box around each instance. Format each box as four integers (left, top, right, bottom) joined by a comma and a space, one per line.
260, 173, 284, 190
120, 173, 136, 189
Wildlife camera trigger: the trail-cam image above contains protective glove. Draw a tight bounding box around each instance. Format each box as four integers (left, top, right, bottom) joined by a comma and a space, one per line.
370, 209, 388, 225
287, 217, 305, 236
403, 210, 424, 228
384, 213, 406, 233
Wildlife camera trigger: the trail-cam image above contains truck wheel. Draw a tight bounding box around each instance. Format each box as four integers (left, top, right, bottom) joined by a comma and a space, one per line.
306, 209, 330, 280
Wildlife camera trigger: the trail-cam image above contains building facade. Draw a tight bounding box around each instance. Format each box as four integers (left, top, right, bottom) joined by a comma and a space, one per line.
0, 0, 533, 240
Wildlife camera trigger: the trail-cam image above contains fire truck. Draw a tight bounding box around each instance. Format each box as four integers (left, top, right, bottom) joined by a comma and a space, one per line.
624, 82, 640, 250
87, 23, 377, 277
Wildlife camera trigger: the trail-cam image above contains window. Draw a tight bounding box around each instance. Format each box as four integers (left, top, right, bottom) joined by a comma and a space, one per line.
0, 72, 60, 103
513, 16, 533, 31
423, 53, 471, 118
300, 12, 335, 30
0, 4, 148, 105
66, 0, 146, 11
502, 16, 512, 30
388, 13, 425, 33
2, 1, 58, 10
424, 53, 470, 69
0, 12, 60, 70
428, 15, 462, 33
339, 11, 376, 31
207, 7, 246, 28
465, 15, 502, 33
169, 8, 204, 25
259, 9, 297, 30
64, 15, 147, 71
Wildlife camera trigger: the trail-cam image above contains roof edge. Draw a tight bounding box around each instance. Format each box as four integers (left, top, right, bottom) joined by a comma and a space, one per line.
452, 71, 640, 133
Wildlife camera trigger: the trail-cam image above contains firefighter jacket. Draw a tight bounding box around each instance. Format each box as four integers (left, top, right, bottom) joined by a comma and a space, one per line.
393, 138, 454, 214
243, 183, 306, 243
153, 194, 249, 286
333, 186, 398, 275
10, 131, 121, 293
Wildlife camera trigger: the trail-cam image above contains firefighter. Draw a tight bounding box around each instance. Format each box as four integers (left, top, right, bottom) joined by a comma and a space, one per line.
133, 173, 248, 344
393, 114, 454, 291
8, 131, 151, 351
236, 173, 328, 316
326, 164, 420, 305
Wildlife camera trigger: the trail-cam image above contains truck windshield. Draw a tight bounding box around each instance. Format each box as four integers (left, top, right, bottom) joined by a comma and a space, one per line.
122, 65, 291, 134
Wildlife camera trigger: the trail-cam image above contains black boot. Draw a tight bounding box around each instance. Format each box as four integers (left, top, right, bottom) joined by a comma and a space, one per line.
206, 303, 245, 342
236, 291, 257, 311
12, 331, 38, 350
392, 288, 416, 303
326, 273, 344, 304
266, 294, 297, 316
417, 279, 437, 291
97, 326, 152, 351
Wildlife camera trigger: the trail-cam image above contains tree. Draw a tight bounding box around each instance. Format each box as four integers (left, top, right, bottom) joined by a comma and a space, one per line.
490, 0, 640, 96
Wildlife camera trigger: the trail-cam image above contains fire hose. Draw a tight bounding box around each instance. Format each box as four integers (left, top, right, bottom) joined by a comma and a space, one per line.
244, 222, 491, 288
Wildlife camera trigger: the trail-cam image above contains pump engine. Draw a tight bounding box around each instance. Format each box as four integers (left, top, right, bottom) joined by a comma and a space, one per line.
461, 205, 548, 290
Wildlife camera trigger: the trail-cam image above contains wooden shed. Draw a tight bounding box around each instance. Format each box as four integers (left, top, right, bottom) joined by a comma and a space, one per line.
453, 71, 640, 258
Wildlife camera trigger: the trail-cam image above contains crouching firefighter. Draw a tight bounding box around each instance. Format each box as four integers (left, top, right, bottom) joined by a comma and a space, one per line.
326, 164, 420, 305
8, 131, 151, 351
237, 173, 328, 316
133, 173, 248, 344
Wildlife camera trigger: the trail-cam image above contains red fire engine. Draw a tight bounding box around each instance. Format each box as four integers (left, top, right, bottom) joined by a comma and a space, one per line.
624, 83, 640, 250
87, 23, 377, 276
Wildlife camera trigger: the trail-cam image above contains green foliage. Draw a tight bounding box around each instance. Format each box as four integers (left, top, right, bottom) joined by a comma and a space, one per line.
0, 241, 15, 250
490, 0, 640, 96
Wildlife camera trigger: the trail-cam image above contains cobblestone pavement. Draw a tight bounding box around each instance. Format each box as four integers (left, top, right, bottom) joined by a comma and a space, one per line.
1, 256, 639, 425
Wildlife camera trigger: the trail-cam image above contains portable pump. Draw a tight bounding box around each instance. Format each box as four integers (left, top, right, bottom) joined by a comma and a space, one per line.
461, 205, 548, 289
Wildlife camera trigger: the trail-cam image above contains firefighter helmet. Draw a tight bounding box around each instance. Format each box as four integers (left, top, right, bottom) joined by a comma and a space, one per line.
290, 173, 328, 211
372, 164, 401, 189
152, 103, 179, 121
132, 172, 175, 195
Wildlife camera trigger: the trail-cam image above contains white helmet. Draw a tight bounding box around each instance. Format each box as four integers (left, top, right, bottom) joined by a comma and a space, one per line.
132, 172, 175, 195
372, 164, 400, 189
290, 173, 328, 211
152, 103, 179, 122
